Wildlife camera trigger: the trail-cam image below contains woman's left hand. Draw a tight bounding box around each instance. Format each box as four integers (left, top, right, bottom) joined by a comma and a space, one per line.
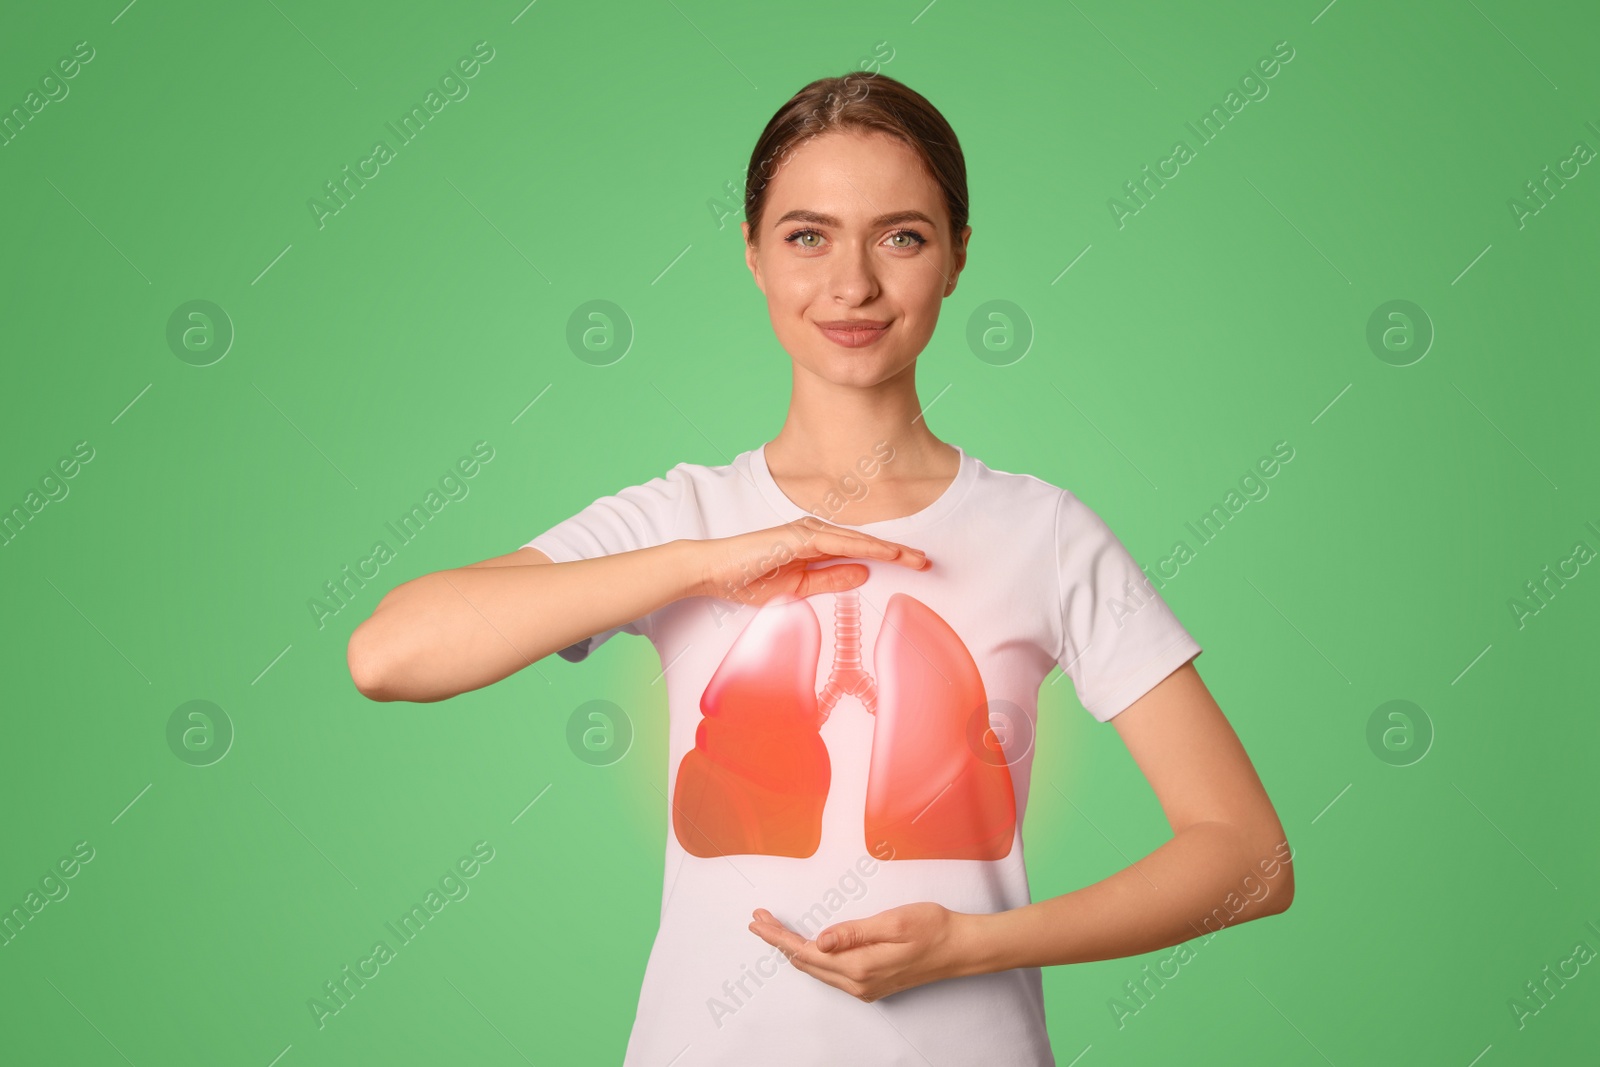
747, 902, 976, 1002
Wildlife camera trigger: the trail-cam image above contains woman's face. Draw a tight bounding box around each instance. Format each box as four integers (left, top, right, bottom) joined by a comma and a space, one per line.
742, 129, 970, 387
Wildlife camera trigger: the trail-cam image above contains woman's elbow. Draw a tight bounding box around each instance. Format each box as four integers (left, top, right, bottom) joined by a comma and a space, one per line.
1257, 832, 1295, 915
347, 619, 398, 701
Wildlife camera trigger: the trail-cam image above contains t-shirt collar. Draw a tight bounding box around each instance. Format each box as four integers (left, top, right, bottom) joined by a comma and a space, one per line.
746, 440, 977, 534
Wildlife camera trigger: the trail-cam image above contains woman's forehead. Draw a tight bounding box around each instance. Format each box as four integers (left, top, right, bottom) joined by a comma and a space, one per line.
765, 134, 943, 221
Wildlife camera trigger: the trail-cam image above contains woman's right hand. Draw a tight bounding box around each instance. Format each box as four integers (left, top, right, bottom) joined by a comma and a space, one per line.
686, 517, 929, 605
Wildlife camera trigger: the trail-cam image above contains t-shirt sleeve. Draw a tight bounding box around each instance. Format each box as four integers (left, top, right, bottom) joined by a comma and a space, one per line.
520, 466, 688, 661
1053, 488, 1202, 721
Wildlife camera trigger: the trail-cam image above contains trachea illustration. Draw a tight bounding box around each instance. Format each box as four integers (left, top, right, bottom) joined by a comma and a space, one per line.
671, 588, 1016, 861
816, 588, 879, 722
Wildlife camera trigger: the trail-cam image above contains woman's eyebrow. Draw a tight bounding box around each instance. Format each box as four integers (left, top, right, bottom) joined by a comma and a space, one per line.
772, 209, 936, 229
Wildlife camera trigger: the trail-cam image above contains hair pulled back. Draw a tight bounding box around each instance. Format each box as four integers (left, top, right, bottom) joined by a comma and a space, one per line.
743, 72, 968, 245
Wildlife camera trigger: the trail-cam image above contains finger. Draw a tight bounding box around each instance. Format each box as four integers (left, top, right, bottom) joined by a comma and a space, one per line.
747, 911, 860, 983
796, 563, 869, 597
804, 529, 929, 569
751, 907, 802, 937
778, 941, 894, 1002
782, 950, 862, 994
890, 545, 932, 571
749, 929, 856, 985
747, 915, 809, 960
873, 540, 931, 570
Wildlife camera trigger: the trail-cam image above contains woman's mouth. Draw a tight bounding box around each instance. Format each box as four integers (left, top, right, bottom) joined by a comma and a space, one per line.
815, 319, 891, 348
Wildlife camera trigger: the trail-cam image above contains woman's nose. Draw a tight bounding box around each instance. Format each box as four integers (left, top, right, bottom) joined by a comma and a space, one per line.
828, 247, 879, 303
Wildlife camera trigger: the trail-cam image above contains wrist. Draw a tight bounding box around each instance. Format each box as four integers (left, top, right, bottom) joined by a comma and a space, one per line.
946, 908, 1006, 980
670, 538, 707, 600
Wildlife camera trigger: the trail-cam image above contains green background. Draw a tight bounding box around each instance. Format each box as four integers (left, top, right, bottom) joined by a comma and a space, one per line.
2, 0, 1595, 1063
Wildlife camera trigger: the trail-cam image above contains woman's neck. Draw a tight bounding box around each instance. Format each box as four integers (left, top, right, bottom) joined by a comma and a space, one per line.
763, 426, 960, 526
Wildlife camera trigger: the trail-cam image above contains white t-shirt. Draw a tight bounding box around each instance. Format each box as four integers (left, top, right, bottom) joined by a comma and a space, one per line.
522, 442, 1202, 1066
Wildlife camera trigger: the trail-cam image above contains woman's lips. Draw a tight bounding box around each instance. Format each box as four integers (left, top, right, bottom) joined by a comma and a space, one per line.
815, 320, 890, 348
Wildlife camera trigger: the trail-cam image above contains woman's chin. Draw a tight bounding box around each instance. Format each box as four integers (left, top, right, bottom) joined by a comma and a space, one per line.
804, 354, 915, 388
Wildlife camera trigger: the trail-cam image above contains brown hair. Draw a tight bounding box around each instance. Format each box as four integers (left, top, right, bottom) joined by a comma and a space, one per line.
743, 72, 968, 247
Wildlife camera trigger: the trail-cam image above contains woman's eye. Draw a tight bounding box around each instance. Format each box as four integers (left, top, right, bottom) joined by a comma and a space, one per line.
782, 228, 927, 251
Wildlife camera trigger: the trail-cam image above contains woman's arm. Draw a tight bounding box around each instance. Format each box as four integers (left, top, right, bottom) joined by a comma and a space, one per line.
346, 541, 701, 704
347, 519, 930, 705
749, 661, 1294, 1001
956, 660, 1294, 973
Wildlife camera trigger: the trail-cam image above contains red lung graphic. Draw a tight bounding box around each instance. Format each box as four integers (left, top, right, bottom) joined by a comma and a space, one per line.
865, 593, 1016, 860
671, 595, 831, 858
671, 588, 1015, 861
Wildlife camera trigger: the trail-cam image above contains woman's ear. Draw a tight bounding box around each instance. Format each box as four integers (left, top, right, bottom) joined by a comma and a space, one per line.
945, 225, 972, 296
742, 222, 765, 293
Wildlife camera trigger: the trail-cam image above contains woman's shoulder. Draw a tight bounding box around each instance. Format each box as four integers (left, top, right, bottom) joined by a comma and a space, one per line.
607, 449, 756, 489
650, 450, 763, 494
959, 451, 1150, 544
962, 449, 1075, 507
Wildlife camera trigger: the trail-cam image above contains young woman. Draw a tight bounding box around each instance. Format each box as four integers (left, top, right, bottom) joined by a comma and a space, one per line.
348, 72, 1293, 1065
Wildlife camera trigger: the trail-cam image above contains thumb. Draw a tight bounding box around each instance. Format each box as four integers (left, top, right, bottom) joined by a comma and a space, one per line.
805, 563, 869, 596
816, 921, 867, 953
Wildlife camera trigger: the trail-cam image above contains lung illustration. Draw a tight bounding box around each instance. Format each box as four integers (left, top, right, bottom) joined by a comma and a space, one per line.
670, 588, 1016, 861
671, 594, 831, 858
864, 593, 1016, 860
